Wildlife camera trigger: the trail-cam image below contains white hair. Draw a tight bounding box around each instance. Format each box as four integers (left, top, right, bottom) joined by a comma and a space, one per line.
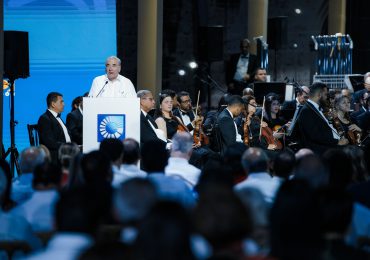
171, 132, 193, 154
105, 56, 121, 65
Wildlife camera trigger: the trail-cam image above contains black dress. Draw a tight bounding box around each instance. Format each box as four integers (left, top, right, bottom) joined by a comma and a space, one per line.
163, 117, 179, 140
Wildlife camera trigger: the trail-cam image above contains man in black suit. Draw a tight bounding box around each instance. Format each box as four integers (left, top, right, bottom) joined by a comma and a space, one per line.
281, 85, 310, 121
226, 38, 258, 96
38, 92, 71, 163
297, 82, 348, 154
138, 90, 166, 147
216, 95, 245, 155
350, 91, 369, 124
66, 96, 83, 145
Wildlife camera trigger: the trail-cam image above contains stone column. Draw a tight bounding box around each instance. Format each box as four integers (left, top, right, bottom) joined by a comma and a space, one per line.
137, 0, 163, 96
247, 0, 268, 54
328, 0, 346, 34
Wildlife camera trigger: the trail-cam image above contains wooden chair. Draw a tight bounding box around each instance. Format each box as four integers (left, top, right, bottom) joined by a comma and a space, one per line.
27, 124, 39, 146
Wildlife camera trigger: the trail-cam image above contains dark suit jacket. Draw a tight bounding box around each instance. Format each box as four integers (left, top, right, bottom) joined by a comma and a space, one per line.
173, 108, 195, 131
216, 108, 237, 155
281, 100, 297, 121
297, 101, 338, 154
140, 111, 165, 147
357, 111, 370, 133
38, 110, 68, 162
350, 107, 367, 125
66, 109, 83, 145
226, 53, 258, 85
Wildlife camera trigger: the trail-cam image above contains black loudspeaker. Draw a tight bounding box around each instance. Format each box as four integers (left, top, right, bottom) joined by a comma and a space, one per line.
198, 26, 224, 62
4, 31, 30, 79
268, 16, 288, 50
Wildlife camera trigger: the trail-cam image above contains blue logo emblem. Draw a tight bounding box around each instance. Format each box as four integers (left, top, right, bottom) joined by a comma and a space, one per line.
97, 114, 126, 142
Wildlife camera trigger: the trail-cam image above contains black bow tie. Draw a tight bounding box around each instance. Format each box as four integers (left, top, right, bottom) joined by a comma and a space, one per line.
241, 54, 249, 59
181, 111, 189, 116
57, 113, 61, 118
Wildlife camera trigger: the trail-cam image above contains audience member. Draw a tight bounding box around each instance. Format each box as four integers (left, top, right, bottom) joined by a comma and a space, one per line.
99, 138, 124, 186
0, 159, 16, 211
12, 147, 46, 204
236, 148, 281, 204
293, 154, 328, 188
165, 132, 201, 187
58, 143, 80, 186
223, 143, 248, 184
111, 138, 146, 187
12, 162, 62, 232
272, 148, 295, 180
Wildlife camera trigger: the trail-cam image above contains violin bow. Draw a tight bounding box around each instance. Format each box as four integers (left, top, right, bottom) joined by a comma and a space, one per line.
259, 96, 266, 141
195, 90, 200, 117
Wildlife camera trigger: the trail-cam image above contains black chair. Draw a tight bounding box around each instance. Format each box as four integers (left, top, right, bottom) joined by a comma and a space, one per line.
27, 124, 39, 146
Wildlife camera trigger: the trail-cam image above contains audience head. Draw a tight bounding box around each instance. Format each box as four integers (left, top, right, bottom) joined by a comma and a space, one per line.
105, 56, 121, 81
56, 187, 100, 235
241, 147, 269, 175
38, 144, 51, 162
295, 148, 314, 160
323, 148, 354, 189
171, 132, 193, 159
0, 159, 13, 210
343, 145, 369, 182
133, 201, 195, 260
122, 138, 141, 164
58, 143, 80, 171
364, 72, 370, 91
193, 185, 252, 252
223, 143, 248, 184
270, 179, 323, 260
141, 139, 168, 173
32, 162, 62, 190
114, 178, 157, 225
273, 148, 296, 179
81, 150, 113, 184
19, 146, 46, 174
46, 91, 64, 113
99, 138, 124, 166
294, 154, 328, 188
67, 153, 85, 189
138, 90, 155, 113
227, 95, 245, 117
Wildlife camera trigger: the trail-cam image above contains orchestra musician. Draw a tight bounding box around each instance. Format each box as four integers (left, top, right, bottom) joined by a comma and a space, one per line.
297, 82, 348, 154
333, 95, 362, 145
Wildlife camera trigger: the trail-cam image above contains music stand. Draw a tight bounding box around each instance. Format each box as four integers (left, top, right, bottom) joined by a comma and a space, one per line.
252, 82, 286, 105
347, 74, 364, 93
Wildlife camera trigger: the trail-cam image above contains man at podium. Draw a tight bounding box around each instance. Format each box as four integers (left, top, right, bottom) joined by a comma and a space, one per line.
88, 56, 137, 98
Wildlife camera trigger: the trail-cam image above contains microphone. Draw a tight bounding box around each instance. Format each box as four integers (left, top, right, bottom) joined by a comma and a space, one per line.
96, 80, 108, 97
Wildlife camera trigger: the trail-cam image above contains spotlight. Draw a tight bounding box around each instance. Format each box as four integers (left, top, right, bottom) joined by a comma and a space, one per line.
189, 61, 198, 69
178, 69, 186, 76
295, 8, 302, 14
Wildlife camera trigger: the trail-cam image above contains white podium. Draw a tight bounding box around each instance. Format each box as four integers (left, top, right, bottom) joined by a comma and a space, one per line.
83, 97, 140, 153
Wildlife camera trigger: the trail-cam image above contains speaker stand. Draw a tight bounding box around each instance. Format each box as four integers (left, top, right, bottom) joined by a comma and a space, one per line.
3, 78, 21, 177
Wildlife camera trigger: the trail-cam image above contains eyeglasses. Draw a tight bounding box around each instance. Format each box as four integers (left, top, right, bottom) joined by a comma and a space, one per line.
180, 99, 191, 104
142, 97, 154, 101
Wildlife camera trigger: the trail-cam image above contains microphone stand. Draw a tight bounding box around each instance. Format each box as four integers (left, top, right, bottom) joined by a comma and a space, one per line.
96, 80, 108, 97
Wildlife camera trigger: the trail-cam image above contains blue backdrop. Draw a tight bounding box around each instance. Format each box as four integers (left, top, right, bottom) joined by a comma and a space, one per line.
3, 0, 117, 153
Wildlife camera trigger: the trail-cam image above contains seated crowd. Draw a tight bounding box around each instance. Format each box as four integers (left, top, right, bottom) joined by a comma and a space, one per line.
1, 70, 370, 259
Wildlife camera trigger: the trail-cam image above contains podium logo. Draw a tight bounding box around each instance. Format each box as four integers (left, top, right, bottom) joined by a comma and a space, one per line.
97, 114, 126, 142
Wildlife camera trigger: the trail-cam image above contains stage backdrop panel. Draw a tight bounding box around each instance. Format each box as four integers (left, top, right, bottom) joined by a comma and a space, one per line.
3, 1, 116, 154
83, 98, 140, 153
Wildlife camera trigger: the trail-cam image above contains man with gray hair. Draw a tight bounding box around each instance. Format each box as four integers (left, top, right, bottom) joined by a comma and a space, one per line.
165, 132, 201, 187
12, 146, 46, 204
88, 56, 136, 98
235, 147, 281, 204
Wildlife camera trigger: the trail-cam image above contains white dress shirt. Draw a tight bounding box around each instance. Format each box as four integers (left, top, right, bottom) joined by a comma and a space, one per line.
307, 99, 340, 140
25, 233, 93, 260
235, 172, 282, 204
11, 190, 59, 232
226, 108, 243, 143
112, 164, 147, 188
234, 54, 250, 82
89, 74, 136, 98
165, 157, 201, 187
48, 109, 71, 143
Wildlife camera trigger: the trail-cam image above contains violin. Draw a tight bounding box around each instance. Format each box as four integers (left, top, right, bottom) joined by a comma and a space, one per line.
259, 97, 283, 150
333, 115, 362, 145
193, 91, 209, 146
